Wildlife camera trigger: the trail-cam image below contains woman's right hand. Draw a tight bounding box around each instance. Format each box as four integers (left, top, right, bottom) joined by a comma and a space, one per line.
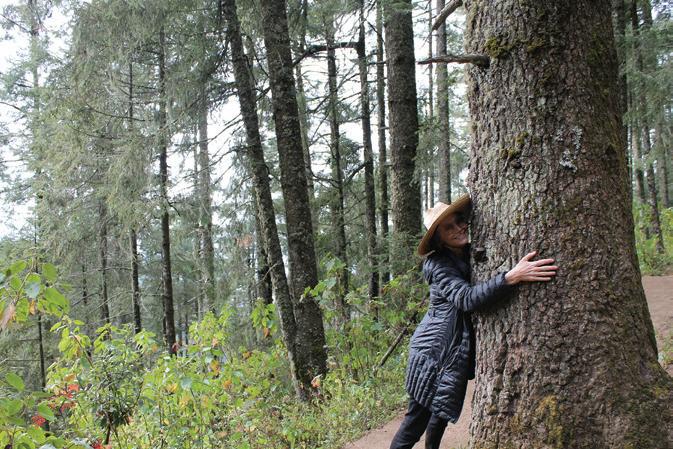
505, 251, 558, 285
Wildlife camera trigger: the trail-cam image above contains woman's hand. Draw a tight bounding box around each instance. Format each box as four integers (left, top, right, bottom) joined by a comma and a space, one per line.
505, 251, 558, 285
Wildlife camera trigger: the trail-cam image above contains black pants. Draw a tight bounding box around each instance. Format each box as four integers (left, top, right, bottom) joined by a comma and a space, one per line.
389, 399, 449, 449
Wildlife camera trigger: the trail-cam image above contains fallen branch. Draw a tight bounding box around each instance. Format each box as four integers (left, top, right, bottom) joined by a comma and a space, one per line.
418, 53, 490, 68
432, 0, 462, 31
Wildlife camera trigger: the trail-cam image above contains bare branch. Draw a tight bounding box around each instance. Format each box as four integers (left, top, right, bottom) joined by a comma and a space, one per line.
432, 0, 462, 31
418, 53, 490, 68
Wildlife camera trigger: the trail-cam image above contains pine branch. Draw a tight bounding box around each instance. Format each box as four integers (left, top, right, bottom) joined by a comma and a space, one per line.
418, 53, 490, 68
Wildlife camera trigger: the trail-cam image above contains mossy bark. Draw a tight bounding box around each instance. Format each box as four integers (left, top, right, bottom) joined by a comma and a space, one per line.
464, 0, 673, 447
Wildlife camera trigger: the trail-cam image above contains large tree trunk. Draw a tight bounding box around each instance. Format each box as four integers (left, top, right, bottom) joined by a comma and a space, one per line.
158, 26, 177, 355
436, 0, 452, 203
464, 1, 673, 446
198, 82, 216, 312
631, 0, 666, 254
357, 0, 379, 303
260, 0, 327, 389
224, 0, 326, 399
377, 0, 390, 287
325, 19, 350, 321
384, 0, 421, 274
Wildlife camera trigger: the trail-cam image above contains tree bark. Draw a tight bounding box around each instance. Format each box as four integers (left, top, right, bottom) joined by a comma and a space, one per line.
464, 1, 673, 446
631, 0, 666, 254
377, 0, 390, 288
254, 203, 273, 306
325, 18, 350, 320
259, 0, 328, 389
225, 0, 326, 399
436, 0, 452, 203
198, 82, 216, 312
357, 0, 379, 303
655, 117, 671, 209
384, 0, 421, 274
158, 26, 176, 355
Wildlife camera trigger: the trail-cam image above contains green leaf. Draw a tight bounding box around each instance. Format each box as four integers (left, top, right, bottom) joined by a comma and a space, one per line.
9, 276, 21, 291
0, 398, 23, 415
25, 273, 41, 299
5, 372, 24, 392
37, 403, 56, 421
42, 263, 57, 283
9, 261, 27, 275
15, 298, 29, 322
44, 287, 69, 314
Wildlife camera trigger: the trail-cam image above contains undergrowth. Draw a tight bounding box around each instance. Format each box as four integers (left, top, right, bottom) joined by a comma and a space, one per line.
0, 261, 422, 449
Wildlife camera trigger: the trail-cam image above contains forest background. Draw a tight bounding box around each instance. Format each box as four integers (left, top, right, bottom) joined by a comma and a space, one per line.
0, 0, 671, 448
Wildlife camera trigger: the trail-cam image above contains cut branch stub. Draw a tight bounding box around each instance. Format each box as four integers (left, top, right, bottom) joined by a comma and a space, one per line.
418, 53, 490, 68
432, 0, 462, 31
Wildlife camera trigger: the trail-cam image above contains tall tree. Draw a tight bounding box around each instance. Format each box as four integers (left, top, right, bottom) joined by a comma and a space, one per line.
384, 0, 421, 273
357, 0, 379, 302
225, 0, 327, 398
631, 0, 666, 253
197, 81, 216, 314
376, 0, 390, 287
259, 0, 328, 390
436, 0, 452, 203
324, 16, 350, 319
463, 0, 673, 446
158, 25, 177, 354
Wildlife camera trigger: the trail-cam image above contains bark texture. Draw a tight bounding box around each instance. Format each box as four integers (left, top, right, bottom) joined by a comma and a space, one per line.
384, 0, 421, 273
464, 1, 673, 447
225, 0, 326, 398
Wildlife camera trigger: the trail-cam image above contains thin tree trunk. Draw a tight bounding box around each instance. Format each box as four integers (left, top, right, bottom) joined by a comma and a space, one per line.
224, 0, 325, 399
632, 0, 665, 253
158, 26, 176, 355
464, 0, 673, 445
198, 82, 216, 312
655, 118, 671, 208
98, 200, 110, 325
426, 0, 434, 210
128, 63, 142, 334
254, 205, 273, 306
377, 0, 390, 288
293, 0, 315, 204
357, 0, 379, 303
384, 0, 421, 274
436, 0, 451, 203
325, 19, 350, 320
130, 229, 142, 333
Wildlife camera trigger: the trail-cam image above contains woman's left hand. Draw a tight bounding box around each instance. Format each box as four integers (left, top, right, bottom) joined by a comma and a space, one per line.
505, 251, 558, 285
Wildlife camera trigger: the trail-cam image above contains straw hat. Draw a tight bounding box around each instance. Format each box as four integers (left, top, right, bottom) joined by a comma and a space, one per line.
417, 194, 472, 256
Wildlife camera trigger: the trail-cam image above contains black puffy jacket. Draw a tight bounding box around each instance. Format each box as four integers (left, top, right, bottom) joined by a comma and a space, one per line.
404, 248, 513, 422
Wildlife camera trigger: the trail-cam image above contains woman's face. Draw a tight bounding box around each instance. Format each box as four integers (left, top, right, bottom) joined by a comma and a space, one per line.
436, 212, 469, 251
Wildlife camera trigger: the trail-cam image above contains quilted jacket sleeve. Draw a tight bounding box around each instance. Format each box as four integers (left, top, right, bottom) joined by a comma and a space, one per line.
424, 255, 513, 312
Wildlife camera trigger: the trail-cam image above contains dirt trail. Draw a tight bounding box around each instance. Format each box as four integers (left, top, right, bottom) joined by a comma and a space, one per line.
343, 275, 673, 449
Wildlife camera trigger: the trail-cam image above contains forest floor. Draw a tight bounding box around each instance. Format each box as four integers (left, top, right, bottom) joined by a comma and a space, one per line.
343, 275, 673, 449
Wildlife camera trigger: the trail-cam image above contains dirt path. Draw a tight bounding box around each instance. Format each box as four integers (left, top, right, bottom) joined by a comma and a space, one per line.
343, 275, 673, 449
